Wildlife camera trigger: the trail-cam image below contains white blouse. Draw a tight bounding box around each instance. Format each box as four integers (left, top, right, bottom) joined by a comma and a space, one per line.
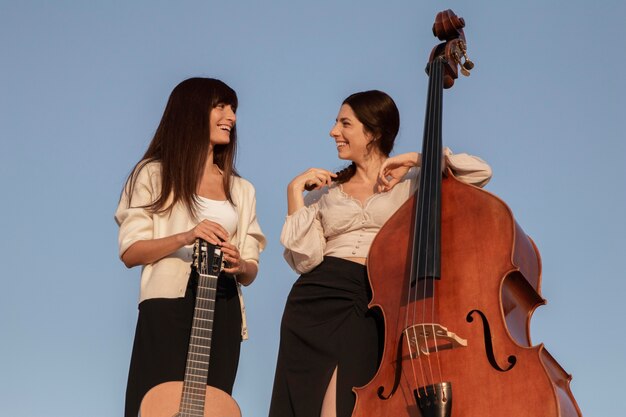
281, 152, 492, 274
196, 196, 239, 237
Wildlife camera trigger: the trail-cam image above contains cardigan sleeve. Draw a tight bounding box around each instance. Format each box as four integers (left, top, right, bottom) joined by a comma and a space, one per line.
238, 185, 266, 265
281, 189, 327, 274
114, 163, 157, 258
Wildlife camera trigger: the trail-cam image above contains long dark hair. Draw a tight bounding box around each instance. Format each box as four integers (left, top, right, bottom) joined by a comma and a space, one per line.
334, 90, 400, 184
124, 77, 239, 216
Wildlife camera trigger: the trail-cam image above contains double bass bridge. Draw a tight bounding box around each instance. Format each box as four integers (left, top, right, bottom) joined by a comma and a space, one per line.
404, 323, 467, 357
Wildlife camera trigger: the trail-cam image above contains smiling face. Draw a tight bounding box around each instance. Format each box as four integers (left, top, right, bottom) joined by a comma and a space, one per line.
209, 103, 236, 146
330, 104, 374, 163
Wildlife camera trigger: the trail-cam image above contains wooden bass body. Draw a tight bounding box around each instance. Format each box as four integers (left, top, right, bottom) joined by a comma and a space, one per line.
353, 174, 582, 416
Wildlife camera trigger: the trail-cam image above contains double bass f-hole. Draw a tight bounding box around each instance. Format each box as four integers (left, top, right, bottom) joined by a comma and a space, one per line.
466, 310, 517, 372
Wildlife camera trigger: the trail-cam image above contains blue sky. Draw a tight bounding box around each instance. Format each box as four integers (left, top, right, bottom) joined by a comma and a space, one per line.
1, 1, 624, 416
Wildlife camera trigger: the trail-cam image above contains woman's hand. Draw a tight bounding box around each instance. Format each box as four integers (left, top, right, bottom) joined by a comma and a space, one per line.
220, 241, 258, 285
182, 219, 229, 246
121, 220, 231, 269
377, 152, 420, 192
287, 168, 336, 215
288, 168, 336, 193
220, 241, 245, 275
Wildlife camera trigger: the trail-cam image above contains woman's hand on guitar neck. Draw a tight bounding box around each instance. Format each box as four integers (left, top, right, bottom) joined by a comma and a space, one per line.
182, 219, 229, 246
121, 220, 229, 268
220, 242, 258, 285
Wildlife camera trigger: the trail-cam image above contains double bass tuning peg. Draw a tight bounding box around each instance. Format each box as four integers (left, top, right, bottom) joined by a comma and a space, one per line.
458, 40, 474, 77
460, 58, 473, 77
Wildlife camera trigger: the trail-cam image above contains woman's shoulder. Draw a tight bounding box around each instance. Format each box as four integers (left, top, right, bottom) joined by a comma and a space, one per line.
231, 175, 255, 192
132, 159, 163, 180
230, 176, 260, 205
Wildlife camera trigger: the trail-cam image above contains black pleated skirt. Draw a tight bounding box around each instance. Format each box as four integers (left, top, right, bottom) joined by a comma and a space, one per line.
124, 271, 242, 417
269, 257, 381, 417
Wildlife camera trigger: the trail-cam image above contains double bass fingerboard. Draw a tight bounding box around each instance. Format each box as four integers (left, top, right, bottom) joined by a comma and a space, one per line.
412, 56, 445, 284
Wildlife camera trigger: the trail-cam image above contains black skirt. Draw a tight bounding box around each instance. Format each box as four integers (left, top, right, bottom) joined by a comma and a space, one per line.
269, 257, 381, 417
124, 271, 242, 417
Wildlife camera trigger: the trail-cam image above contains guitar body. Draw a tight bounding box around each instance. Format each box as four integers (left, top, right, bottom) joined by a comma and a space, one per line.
140, 381, 241, 417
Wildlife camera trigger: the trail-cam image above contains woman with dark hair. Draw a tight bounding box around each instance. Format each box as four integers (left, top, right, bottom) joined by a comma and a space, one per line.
269, 90, 491, 417
115, 77, 266, 417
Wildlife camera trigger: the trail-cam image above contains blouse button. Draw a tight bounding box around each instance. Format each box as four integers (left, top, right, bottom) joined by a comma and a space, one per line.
352, 250, 357, 254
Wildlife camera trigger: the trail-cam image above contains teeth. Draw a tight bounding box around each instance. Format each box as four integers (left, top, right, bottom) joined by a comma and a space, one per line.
219, 125, 231, 132
336, 142, 347, 148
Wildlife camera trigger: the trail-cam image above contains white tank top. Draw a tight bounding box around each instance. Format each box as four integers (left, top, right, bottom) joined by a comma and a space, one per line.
196, 196, 239, 236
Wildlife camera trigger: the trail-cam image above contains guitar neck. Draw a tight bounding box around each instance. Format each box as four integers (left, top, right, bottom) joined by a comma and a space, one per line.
179, 241, 222, 415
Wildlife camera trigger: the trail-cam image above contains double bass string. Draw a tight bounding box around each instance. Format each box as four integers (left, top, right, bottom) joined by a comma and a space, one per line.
422, 56, 442, 392
407, 56, 440, 396
407, 56, 434, 394
430, 56, 445, 398
413, 57, 447, 398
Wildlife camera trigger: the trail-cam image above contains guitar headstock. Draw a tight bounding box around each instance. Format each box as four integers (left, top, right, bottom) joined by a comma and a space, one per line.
192, 239, 224, 276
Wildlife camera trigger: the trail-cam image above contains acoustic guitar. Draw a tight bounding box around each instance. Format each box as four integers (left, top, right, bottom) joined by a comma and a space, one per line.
140, 239, 242, 417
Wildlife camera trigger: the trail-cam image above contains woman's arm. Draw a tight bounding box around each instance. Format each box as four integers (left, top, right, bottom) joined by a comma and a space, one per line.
287, 168, 336, 214
378, 149, 492, 191
121, 219, 230, 268
281, 168, 333, 274
377, 152, 420, 192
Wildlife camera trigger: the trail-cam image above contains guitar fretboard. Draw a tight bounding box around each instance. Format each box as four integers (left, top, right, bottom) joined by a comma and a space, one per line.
179, 242, 222, 416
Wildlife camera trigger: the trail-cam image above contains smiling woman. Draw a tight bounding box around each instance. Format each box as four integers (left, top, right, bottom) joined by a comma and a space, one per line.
269, 90, 492, 417
114, 77, 266, 417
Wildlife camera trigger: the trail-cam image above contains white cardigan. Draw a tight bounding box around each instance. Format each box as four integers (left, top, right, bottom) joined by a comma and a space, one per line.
115, 161, 266, 339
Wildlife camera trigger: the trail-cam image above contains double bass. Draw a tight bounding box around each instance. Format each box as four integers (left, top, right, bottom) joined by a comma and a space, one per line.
353, 10, 582, 417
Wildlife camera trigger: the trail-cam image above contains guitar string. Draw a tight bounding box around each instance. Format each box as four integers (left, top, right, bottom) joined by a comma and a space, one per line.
181, 244, 221, 414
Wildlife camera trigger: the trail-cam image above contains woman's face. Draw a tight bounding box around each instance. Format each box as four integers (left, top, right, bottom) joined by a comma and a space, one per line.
209, 103, 236, 146
330, 104, 372, 162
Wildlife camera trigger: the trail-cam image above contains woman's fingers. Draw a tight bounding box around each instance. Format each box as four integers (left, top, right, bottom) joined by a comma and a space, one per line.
378, 167, 391, 186
220, 242, 238, 257
377, 161, 409, 192
191, 220, 229, 244
303, 168, 335, 190
220, 242, 244, 274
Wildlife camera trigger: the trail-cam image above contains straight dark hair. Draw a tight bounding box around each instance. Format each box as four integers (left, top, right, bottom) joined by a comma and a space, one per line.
124, 77, 239, 217
335, 90, 400, 184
